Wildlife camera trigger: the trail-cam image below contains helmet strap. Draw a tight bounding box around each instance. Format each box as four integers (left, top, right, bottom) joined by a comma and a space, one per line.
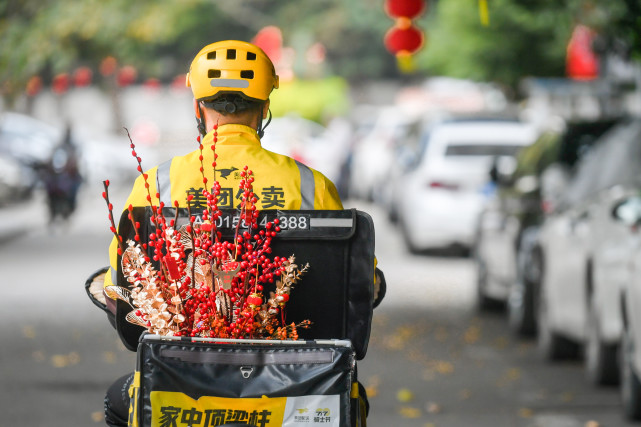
257, 109, 272, 139
196, 103, 207, 138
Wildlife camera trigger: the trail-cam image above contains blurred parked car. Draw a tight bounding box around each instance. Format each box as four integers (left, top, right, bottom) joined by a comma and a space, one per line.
347, 105, 423, 202
535, 119, 641, 387
0, 112, 62, 203
378, 117, 428, 222
474, 118, 619, 335
613, 194, 641, 420
394, 116, 537, 254
0, 152, 37, 205
0, 112, 59, 166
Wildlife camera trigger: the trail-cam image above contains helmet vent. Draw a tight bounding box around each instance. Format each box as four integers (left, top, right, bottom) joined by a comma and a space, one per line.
246, 52, 257, 60
207, 51, 216, 60
240, 70, 254, 79
226, 49, 236, 60
208, 70, 221, 78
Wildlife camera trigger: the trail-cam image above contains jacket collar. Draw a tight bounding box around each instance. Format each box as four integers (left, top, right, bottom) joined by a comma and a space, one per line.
203, 124, 260, 146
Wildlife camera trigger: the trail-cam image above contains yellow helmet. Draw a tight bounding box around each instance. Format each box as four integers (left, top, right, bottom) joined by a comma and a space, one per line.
186, 40, 279, 102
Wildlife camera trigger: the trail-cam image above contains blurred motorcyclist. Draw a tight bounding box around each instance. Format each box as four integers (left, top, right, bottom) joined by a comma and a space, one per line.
102, 40, 350, 426
41, 123, 82, 223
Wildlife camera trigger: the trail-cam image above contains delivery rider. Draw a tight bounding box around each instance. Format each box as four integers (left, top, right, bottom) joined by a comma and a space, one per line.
103, 40, 343, 292
103, 40, 344, 427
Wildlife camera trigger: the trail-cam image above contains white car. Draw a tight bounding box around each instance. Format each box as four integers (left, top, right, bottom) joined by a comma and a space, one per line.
347, 105, 424, 202
536, 120, 641, 387
0, 112, 59, 166
394, 118, 538, 253
474, 119, 618, 333
613, 193, 641, 420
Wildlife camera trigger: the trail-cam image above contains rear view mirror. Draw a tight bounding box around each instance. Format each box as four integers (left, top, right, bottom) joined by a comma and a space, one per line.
612, 196, 641, 227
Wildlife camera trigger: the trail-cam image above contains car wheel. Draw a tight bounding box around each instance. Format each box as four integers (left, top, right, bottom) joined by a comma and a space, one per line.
585, 303, 619, 386
621, 328, 641, 420
537, 277, 580, 361
476, 258, 502, 311
399, 217, 422, 255
508, 249, 539, 337
508, 276, 537, 337
387, 203, 399, 224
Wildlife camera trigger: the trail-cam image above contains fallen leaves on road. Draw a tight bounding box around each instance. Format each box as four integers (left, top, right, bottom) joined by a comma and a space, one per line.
463, 325, 481, 344
102, 351, 117, 364
396, 388, 414, 402
365, 375, 380, 398
517, 407, 533, 418
51, 351, 80, 367
23, 325, 36, 339
425, 401, 442, 414
430, 360, 455, 375
398, 406, 422, 418
493, 335, 509, 350
496, 367, 522, 387
383, 325, 422, 350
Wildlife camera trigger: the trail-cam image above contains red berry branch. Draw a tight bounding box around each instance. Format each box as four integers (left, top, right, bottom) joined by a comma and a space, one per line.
103, 128, 310, 339
102, 180, 125, 256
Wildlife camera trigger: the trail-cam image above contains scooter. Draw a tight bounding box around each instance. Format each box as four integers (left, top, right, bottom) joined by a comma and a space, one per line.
86, 208, 382, 427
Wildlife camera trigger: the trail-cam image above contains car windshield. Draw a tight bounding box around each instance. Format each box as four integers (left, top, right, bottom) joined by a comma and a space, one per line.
445, 144, 524, 157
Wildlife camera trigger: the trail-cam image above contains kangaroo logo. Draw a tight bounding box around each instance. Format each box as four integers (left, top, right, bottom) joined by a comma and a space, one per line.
216, 166, 239, 180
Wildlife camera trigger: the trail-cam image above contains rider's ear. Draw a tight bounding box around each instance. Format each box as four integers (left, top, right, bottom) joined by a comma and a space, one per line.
262, 100, 270, 120
193, 99, 201, 118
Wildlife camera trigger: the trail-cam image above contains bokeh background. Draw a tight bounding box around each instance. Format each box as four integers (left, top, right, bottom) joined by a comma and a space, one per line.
2, 1, 641, 426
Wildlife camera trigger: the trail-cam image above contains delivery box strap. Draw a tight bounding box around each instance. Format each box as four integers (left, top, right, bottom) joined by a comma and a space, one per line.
160, 348, 335, 365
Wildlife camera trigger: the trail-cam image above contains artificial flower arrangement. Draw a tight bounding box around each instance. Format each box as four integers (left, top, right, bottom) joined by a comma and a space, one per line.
101, 125, 310, 340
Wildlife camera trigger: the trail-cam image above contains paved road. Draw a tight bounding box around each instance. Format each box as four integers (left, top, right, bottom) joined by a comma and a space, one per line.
0, 185, 634, 427
357, 202, 631, 427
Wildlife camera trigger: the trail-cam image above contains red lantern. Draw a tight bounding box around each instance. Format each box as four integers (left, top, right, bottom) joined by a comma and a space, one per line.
385, 0, 425, 19
73, 66, 93, 87
253, 26, 283, 64
171, 74, 188, 90
143, 78, 161, 90
566, 25, 599, 80
117, 65, 138, 87
52, 73, 70, 94
384, 25, 424, 55
25, 76, 42, 97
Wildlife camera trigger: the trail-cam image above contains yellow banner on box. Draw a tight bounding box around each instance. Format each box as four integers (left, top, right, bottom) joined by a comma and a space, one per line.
149, 391, 341, 426
150, 391, 286, 426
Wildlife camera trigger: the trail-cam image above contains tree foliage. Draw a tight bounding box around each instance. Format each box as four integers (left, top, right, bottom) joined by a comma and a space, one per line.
0, 0, 639, 105
0, 0, 396, 103
415, 0, 575, 91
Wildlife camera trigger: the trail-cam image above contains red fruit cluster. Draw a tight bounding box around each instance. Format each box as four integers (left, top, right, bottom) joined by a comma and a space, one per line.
103, 124, 309, 340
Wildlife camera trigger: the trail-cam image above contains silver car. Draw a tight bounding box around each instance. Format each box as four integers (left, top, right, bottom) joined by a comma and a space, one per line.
536, 119, 641, 388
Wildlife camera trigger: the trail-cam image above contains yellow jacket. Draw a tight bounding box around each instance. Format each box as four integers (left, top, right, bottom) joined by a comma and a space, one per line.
105, 124, 343, 288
